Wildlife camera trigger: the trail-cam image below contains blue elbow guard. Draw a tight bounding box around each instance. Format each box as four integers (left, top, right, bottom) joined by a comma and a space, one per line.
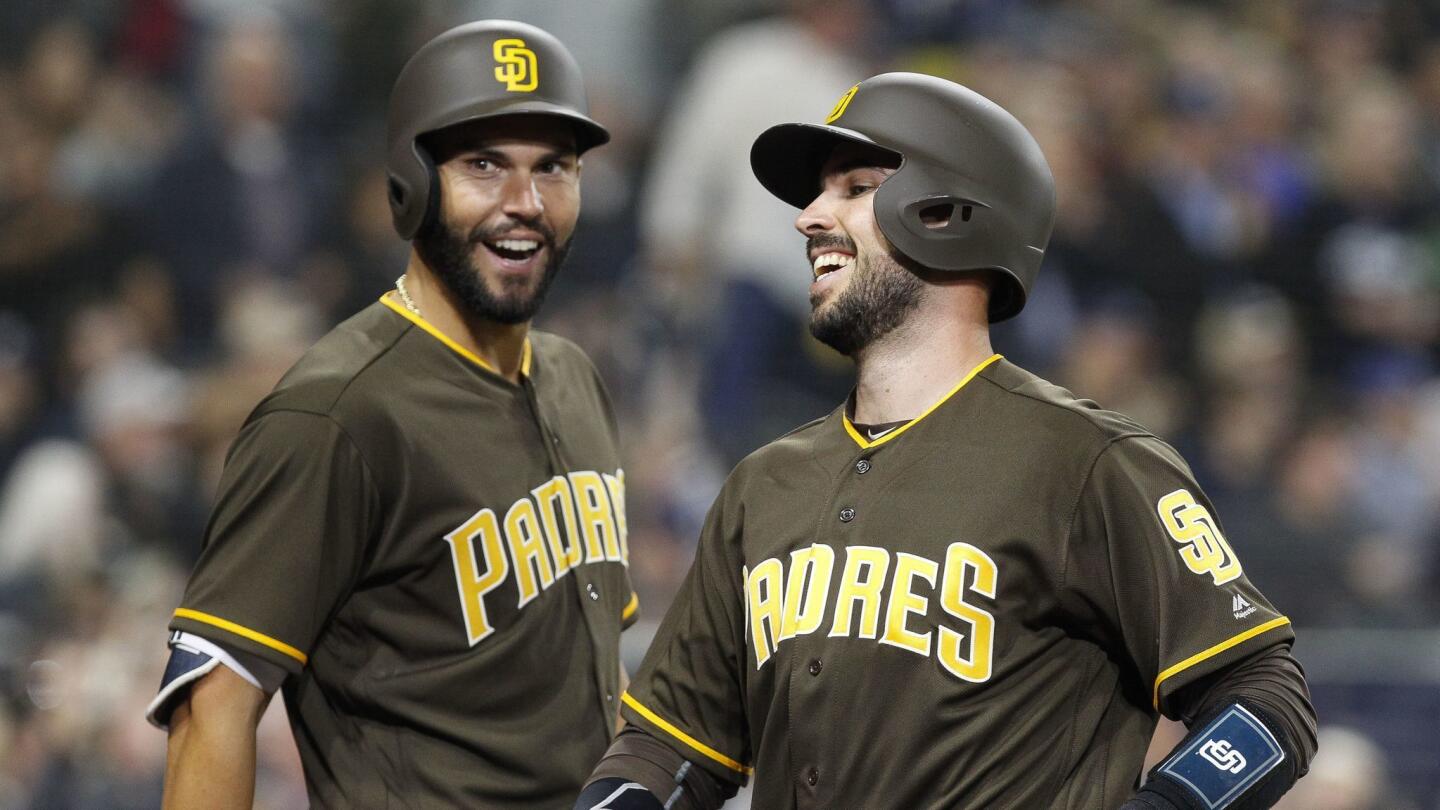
1129, 700, 1294, 810
575, 777, 664, 810
145, 637, 221, 730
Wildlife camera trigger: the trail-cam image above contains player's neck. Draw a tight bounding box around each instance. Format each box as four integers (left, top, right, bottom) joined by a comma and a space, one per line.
851, 303, 993, 426
398, 253, 531, 382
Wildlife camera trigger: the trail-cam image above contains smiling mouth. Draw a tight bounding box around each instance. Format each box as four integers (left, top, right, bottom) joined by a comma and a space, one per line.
484, 238, 542, 262
811, 251, 856, 279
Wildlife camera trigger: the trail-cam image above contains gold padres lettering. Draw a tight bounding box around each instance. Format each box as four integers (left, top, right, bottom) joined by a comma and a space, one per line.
745, 542, 998, 682
444, 469, 627, 645
493, 37, 538, 92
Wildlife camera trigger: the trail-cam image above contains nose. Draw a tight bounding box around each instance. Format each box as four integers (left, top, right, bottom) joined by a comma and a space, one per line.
501, 172, 544, 220
795, 194, 837, 237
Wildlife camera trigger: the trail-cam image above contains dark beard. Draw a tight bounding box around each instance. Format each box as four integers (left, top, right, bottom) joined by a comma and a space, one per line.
414, 214, 568, 325
808, 240, 925, 356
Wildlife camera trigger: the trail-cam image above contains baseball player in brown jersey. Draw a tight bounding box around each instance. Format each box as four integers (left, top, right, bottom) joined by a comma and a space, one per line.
146, 21, 640, 808
574, 74, 1316, 810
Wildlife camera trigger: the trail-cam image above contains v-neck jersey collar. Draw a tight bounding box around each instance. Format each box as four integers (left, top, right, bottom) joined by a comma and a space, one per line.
841, 353, 1002, 450
380, 294, 533, 383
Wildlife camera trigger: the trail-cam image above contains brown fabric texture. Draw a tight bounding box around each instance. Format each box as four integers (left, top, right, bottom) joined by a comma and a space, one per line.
619, 358, 1298, 809
170, 301, 636, 808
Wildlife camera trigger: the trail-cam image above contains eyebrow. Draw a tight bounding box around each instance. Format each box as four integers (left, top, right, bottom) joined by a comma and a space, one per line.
456, 145, 578, 166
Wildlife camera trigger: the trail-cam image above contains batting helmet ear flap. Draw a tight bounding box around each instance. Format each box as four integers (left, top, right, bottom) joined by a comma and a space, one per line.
872, 165, 1029, 321
422, 155, 441, 237
897, 195, 986, 235
414, 139, 442, 239
387, 139, 441, 240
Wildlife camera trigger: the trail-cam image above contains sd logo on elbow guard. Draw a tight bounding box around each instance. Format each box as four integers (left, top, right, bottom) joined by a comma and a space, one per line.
1158, 704, 1284, 808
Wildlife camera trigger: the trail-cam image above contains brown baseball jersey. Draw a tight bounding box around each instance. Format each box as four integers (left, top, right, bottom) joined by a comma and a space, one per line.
620, 354, 1293, 808
166, 296, 638, 808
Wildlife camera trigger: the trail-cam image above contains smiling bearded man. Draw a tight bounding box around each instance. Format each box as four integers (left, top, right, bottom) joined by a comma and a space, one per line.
804, 227, 925, 357
411, 117, 574, 325
149, 21, 640, 810
575, 73, 1317, 810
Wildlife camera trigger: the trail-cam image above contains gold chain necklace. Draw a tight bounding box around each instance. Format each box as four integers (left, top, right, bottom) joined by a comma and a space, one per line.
394, 274, 420, 315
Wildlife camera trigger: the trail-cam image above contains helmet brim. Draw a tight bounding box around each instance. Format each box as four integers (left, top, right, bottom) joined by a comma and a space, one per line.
417, 99, 611, 155
750, 123, 902, 209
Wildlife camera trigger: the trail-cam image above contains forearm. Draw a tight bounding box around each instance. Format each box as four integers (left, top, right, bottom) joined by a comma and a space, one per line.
1181, 643, 1317, 774
1127, 642, 1317, 810
162, 667, 269, 810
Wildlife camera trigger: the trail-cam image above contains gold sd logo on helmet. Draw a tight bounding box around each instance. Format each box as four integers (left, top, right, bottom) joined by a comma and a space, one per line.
826, 84, 859, 124
493, 38, 538, 92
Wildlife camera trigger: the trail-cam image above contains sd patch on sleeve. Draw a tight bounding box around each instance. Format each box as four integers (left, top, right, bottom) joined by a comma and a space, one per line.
1158, 704, 1284, 809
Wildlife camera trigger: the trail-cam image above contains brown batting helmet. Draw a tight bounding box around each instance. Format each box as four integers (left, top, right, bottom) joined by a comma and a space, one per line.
751, 72, 1055, 322
386, 20, 610, 239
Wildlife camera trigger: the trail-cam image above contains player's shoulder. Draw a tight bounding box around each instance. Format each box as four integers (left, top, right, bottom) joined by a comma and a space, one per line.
250, 300, 408, 422
978, 358, 1154, 446
726, 411, 832, 485
528, 329, 600, 377
978, 360, 1200, 487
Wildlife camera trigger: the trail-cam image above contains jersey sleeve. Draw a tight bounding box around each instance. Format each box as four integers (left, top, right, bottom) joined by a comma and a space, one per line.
1067, 436, 1294, 718
620, 486, 752, 786
169, 409, 379, 674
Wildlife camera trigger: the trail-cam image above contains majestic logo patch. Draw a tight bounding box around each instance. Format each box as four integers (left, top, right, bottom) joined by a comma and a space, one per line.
1231, 593, 1256, 620
493, 38, 538, 92
826, 84, 859, 123
1157, 489, 1242, 585
1159, 704, 1283, 809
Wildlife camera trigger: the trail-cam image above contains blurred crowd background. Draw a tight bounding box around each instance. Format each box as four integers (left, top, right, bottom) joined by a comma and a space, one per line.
1, 0, 1438, 807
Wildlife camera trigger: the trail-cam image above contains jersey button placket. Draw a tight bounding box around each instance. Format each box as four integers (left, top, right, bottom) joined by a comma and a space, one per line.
808, 658, 822, 676
838, 507, 856, 523
855, 458, 871, 474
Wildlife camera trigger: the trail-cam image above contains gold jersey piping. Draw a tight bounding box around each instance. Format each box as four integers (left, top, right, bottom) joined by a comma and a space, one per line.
843, 354, 1002, 449
621, 692, 753, 775
380, 294, 533, 377
173, 608, 308, 665
1152, 616, 1291, 710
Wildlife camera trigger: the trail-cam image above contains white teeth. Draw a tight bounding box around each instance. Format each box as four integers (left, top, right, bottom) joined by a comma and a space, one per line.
494, 239, 539, 252
811, 252, 855, 277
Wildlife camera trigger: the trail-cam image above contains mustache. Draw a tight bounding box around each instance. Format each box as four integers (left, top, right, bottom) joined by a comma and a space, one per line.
805, 234, 857, 259
467, 217, 557, 247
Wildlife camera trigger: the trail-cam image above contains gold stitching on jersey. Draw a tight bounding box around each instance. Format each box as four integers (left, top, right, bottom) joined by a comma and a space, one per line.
380, 294, 532, 378
1151, 617, 1291, 710
620, 693, 753, 774
173, 608, 308, 664
843, 354, 1002, 449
